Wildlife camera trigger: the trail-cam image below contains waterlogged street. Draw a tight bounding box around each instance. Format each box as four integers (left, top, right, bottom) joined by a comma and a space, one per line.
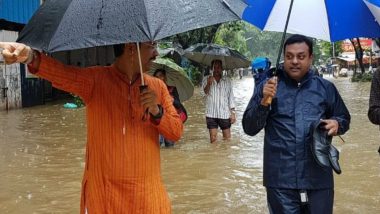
0, 75, 379, 213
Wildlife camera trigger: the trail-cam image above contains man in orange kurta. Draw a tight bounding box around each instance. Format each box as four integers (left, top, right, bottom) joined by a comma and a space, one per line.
0, 41, 183, 213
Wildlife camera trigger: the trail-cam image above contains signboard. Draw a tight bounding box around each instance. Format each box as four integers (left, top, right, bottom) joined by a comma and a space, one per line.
341, 38, 373, 52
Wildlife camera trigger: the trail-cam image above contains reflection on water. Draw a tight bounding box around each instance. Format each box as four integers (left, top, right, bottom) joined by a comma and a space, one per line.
0, 76, 379, 213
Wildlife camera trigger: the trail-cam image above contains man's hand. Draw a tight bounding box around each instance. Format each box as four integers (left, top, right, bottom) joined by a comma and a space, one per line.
261, 77, 278, 106
320, 119, 339, 136
207, 75, 214, 85
230, 111, 236, 124
140, 86, 159, 116
204, 75, 215, 95
0, 42, 33, 64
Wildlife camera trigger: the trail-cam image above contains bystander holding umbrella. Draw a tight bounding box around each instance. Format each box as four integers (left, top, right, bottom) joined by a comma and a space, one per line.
184, 43, 250, 70
149, 58, 194, 102
158, 46, 184, 65
251, 57, 271, 70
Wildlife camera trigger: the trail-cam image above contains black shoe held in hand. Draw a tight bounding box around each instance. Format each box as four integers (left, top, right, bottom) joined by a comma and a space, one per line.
311, 120, 342, 174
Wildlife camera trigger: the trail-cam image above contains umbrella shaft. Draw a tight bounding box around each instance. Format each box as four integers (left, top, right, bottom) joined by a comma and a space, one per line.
275, 0, 295, 73
136, 42, 145, 86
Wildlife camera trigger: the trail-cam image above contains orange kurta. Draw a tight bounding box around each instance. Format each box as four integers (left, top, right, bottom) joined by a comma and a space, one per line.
31, 55, 183, 214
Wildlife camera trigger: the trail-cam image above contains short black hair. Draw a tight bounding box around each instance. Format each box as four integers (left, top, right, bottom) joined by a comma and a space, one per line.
211, 59, 223, 68
284, 34, 313, 56
113, 43, 143, 58
153, 69, 166, 77
113, 44, 125, 58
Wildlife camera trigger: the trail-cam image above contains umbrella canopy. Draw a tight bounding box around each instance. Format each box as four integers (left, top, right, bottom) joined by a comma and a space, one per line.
149, 58, 194, 102
241, 0, 380, 42
364, 0, 380, 25
184, 43, 250, 70
251, 57, 271, 70
17, 0, 246, 52
158, 46, 184, 65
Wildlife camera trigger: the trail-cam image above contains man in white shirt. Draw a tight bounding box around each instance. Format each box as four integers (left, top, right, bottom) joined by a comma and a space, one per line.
202, 59, 236, 143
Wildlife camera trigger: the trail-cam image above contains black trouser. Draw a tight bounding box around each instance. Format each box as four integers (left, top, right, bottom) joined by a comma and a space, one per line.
266, 188, 334, 214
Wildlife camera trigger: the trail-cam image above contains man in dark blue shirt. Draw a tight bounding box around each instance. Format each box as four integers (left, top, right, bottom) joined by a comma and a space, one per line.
368, 68, 380, 154
243, 34, 350, 213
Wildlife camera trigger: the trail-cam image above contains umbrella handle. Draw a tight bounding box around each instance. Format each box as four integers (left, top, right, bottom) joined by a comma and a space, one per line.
264, 97, 273, 105
263, 76, 277, 105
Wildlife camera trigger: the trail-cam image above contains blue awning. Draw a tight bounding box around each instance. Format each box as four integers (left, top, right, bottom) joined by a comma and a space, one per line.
0, 0, 40, 24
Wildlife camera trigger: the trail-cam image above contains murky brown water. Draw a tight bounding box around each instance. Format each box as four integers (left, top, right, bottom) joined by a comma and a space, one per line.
0, 76, 379, 213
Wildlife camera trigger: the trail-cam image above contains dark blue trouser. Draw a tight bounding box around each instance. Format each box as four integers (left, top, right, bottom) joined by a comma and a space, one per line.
266, 188, 334, 214
159, 135, 174, 147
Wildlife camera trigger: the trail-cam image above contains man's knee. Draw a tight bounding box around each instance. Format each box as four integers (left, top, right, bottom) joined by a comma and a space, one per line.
209, 129, 218, 143
222, 129, 231, 140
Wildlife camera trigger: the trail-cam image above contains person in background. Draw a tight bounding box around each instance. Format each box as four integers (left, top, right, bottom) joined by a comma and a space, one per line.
202, 59, 236, 143
253, 58, 271, 88
368, 67, 380, 154
242, 34, 350, 213
0, 41, 183, 214
154, 68, 188, 147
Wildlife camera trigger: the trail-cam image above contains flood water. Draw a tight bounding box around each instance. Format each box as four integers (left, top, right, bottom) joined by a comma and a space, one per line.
0, 75, 379, 213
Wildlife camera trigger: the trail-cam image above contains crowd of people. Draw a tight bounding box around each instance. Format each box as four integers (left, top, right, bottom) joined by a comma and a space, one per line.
1, 33, 379, 213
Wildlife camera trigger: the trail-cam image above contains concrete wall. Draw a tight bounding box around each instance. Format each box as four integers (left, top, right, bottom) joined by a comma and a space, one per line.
0, 30, 22, 110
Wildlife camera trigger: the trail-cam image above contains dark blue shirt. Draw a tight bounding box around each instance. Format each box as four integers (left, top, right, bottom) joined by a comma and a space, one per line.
243, 69, 350, 189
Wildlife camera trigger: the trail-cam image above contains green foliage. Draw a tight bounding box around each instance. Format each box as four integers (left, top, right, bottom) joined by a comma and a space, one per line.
161, 21, 352, 73
312, 39, 323, 65
351, 73, 372, 82
318, 41, 342, 57
158, 42, 172, 49
214, 21, 249, 58
184, 64, 202, 85
243, 23, 282, 65
169, 21, 243, 49
170, 24, 220, 49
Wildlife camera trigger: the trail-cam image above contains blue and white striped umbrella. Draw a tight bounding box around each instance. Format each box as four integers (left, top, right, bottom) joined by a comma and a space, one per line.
241, 0, 380, 42
364, 0, 380, 25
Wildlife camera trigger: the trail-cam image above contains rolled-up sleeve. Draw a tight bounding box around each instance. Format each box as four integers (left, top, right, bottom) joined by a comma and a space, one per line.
153, 81, 183, 142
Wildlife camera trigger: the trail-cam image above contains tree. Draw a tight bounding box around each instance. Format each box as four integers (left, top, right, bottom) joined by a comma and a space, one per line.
318, 41, 343, 59
169, 21, 244, 50
213, 21, 249, 58
350, 38, 365, 75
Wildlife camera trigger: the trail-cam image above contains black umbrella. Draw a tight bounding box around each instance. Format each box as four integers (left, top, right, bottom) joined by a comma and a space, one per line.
17, 0, 246, 53
184, 43, 250, 70
158, 46, 184, 65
